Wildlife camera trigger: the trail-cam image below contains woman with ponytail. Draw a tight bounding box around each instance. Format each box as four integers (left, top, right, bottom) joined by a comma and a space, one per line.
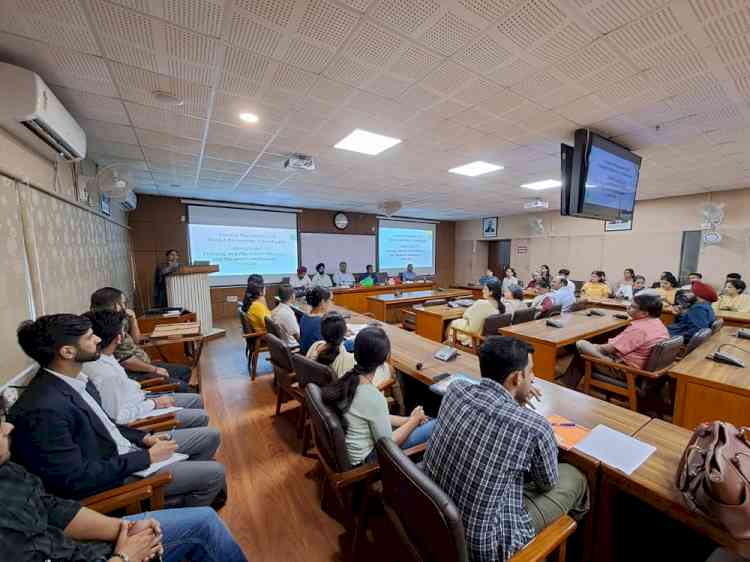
321, 326, 434, 465
446, 280, 505, 346
307, 312, 392, 387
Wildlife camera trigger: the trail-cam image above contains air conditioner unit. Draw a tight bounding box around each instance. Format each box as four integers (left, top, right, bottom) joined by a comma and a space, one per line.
120, 190, 137, 211
0, 62, 87, 161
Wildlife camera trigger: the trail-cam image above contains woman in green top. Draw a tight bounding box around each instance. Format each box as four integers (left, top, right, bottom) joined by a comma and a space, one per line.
322, 326, 434, 465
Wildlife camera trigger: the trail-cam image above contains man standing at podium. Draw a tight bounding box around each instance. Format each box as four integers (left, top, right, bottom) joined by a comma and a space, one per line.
153, 249, 180, 308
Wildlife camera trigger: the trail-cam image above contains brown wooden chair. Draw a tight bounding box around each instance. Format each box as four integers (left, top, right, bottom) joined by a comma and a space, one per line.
304, 383, 425, 558
81, 472, 173, 515
128, 412, 180, 433
238, 305, 267, 380
400, 308, 417, 331
138, 378, 180, 394
512, 307, 537, 325
711, 318, 724, 334
450, 326, 479, 354
581, 335, 684, 412
375, 437, 576, 562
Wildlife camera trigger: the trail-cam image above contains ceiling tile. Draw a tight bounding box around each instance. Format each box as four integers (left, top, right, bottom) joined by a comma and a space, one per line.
371, 0, 441, 35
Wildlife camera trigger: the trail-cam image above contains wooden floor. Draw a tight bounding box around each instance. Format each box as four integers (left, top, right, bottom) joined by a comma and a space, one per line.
200, 319, 343, 562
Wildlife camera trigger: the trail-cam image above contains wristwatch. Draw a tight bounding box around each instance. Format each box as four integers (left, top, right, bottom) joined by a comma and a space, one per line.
112, 553, 131, 562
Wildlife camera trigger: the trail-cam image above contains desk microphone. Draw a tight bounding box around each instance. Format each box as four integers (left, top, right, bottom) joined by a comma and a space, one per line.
707, 352, 746, 367
737, 328, 750, 340
587, 309, 606, 317
546, 319, 563, 328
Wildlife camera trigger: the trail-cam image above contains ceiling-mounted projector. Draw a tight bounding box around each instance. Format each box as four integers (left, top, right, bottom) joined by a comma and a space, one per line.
524, 199, 550, 210
284, 153, 316, 171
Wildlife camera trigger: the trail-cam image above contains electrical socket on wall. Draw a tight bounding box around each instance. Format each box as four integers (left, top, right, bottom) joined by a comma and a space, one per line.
226, 295, 238, 302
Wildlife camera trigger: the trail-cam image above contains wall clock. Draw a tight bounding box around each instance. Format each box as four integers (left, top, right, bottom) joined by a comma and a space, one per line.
334, 212, 349, 230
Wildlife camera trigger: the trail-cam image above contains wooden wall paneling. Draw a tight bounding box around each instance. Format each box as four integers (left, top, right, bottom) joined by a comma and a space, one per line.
435, 221, 455, 287
298, 209, 377, 235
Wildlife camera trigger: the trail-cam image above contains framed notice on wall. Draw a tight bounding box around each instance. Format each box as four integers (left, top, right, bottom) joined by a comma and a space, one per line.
482, 216, 498, 238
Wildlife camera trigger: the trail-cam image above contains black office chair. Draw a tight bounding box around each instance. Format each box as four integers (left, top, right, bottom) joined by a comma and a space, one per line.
266, 333, 303, 422
682, 327, 713, 357
710, 318, 724, 334
481, 313, 512, 337
376, 437, 577, 562
511, 307, 537, 325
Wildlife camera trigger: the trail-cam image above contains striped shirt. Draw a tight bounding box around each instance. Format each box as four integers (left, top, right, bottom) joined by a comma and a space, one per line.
423, 378, 558, 562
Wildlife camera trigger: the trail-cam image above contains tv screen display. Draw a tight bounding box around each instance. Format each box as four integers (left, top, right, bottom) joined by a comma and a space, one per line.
560, 143, 574, 216
579, 134, 641, 221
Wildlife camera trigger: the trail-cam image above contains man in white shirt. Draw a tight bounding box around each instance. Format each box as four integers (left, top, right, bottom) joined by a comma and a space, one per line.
82, 310, 208, 428
333, 261, 356, 287
290, 266, 312, 290
311, 262, 333, 288
11, 313, 226, 507
271, 286, 300, 347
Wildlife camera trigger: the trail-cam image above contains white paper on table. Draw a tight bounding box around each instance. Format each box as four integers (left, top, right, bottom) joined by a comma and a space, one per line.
347, 324, 368, 335
574, 425, 656, 476
140, 406, 183, 419
132, 452, 189, 478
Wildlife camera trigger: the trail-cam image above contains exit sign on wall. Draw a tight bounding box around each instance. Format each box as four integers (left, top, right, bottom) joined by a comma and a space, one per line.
516, 246, 528, 255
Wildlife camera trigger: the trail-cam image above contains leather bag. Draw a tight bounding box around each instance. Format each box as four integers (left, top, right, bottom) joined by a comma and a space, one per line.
677, 421, 750, 554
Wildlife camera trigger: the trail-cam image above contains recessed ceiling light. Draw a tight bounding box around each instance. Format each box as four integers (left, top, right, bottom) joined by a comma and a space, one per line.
449, 161, 504, 177
239, 112, 259, 123
152, 90, 184, 106
521, 179, 562, 190
334, 128, 402, 155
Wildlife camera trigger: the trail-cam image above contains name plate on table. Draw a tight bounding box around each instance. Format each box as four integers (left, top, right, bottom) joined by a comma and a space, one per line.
151, 322, 201, 339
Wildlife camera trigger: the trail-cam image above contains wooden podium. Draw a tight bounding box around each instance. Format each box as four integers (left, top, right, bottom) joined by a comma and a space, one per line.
166, 265, 224, 338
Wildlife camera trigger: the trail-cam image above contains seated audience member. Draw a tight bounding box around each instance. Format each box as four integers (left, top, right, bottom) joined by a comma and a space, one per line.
560, 293, 669, 388
0, 397, 248, 562
402, 263, 417, 282
290, 266, 312, 292
447, 281, 505, 346
333, 261, 355, 287
502, 285, 527, 317
501, 267, 520, 292
614, 268, 635, 300
525, 271, 543, 292
360, 264, 377, 287
307, 312, 391, 387
311, 262, 333, 288
242, 278, 269, 333
581, 270, 610, 298
299, 286, 333, 355
10, 314, 226, 507
479, 269, 498, 286
715, 279, 750, 313
271, 285, 300, 346
655, 272, 679, 304
423, 336, 588, 562
633, 275, 647, 295
667, 282, 717, 342
81, 310, 208, 428
540, 264, 551, 286
688, 272, 703, 282
539, 276, 576, 313
90, 288, 191, 392
557, 268, 570, 279
321, 326, 434, 465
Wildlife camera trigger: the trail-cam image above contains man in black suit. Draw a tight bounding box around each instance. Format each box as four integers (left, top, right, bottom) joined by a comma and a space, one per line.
9, 314, 226, 508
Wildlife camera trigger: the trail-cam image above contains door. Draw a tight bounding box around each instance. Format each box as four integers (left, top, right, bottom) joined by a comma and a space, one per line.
488, 239, 511, 276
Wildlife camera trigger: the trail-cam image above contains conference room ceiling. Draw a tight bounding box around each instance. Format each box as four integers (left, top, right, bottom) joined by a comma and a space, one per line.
1, 0, 750, 220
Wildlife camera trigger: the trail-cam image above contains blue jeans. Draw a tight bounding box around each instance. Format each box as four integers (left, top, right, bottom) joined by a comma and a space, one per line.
125, 507, 247, 562
365, 419, 436, 463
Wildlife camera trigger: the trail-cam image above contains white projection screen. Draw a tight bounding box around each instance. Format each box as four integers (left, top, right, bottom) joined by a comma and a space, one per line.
187, 205, 299, 286
377, 219, 436, 275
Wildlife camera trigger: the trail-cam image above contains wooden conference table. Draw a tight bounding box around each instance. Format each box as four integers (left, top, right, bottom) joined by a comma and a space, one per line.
334, 304, 738, 560
414, 304, 465, 342
670, 326, 750, 429
332, 281, 434, 314
366, 288, 472, 323
596, 419, 740, 559
451, 284, 484, 299
499, 311, 630, 380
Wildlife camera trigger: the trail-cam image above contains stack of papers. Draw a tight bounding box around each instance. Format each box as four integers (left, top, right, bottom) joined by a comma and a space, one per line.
141, 406, 183, 419
574, 425, 656, 475
347, 324, 368, 338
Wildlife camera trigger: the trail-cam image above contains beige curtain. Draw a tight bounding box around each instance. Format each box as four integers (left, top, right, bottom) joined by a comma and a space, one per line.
0, 176, 34, 384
